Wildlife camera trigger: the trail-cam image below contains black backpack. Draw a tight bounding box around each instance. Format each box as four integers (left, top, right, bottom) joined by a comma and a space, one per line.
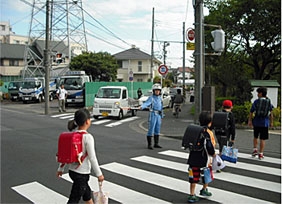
212, 112, 230, 135
255, 98, 271, 117
182, 124, 206, 151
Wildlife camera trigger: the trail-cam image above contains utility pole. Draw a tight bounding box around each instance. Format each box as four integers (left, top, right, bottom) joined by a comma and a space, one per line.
193, 0, 204, 123
44, 0, 50, 115
150, 7, 155, 82
163, 41, 170, 65
182, 22, 186, 90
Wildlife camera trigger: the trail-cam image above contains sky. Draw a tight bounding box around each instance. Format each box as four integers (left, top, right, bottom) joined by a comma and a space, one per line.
1, 0, 208, 68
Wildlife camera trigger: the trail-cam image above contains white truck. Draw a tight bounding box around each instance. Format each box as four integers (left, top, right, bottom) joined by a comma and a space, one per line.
92, 86, 139, 120
19, 77, 56, 103
59, 71, 91, 106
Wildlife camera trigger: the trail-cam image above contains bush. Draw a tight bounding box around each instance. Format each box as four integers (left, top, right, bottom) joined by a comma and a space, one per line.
272, 107, 281, 127
232, 102, 281, 127
232, 102, 251, 124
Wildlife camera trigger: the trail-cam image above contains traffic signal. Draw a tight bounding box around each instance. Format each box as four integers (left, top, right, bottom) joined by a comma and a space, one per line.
211, 29, 225, 52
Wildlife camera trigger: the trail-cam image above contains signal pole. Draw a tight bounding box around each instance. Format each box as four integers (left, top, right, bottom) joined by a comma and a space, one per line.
193, 0, 204, 123
44, 0, 50, 114
150, 7, 155, 82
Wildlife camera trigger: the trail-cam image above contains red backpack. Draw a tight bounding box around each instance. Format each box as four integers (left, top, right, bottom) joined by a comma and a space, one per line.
57, 131, 88, 165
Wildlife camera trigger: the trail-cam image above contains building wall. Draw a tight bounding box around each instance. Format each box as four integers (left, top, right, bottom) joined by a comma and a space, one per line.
117, 59, 154, 82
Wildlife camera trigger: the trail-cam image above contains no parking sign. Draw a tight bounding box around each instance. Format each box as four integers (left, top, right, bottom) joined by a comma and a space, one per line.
158, 65, 168, 76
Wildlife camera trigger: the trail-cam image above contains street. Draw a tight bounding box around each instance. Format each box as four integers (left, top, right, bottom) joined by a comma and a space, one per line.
1, 100, 281, 203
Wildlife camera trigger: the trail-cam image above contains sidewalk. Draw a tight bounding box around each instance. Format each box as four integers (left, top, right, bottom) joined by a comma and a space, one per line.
141, 102, 281, 138
141, 102, 195, 138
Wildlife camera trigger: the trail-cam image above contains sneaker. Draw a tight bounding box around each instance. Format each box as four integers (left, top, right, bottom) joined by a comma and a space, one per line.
258, 153, 264, 160
188, 194, 199, 203
252, 149, 258, 157
200, 188, 212, 196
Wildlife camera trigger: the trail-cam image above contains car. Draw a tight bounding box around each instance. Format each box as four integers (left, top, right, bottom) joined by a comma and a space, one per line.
138, 90, 172, 109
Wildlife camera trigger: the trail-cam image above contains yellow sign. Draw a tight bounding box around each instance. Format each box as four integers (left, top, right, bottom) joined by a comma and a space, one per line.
186, 42, 195, 50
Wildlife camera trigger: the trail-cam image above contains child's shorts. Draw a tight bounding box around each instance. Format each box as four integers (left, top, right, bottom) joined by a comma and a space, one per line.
188, 166, 201, 183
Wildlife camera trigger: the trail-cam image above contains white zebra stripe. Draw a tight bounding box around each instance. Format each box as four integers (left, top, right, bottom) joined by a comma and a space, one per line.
12, 181, 68, 204
131, 155, 281, 193
101, 162, 274, 204
62, 174, 171, 204
159, 150, 281, 176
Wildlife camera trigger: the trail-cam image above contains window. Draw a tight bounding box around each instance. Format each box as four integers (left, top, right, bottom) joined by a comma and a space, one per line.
122, 90, 127, 99
9, 60, 19, 66
117, 60, 122, 68
138, 61, 142, 72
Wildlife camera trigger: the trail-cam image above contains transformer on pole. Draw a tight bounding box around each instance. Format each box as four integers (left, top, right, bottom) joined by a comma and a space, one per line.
22, 0, 88, 79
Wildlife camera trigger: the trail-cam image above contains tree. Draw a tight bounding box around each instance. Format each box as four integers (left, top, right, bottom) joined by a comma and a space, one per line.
70, 51, 118, 81
203, 0, 281, 101
206, 0, 281, 79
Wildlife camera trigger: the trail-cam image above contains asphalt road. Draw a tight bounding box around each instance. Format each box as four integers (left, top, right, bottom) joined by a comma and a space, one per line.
1, 100, 281, 203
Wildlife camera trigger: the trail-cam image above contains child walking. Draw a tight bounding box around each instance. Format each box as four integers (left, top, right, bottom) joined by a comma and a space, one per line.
214, 100, 236, 155
56, 108, 104, 204
187, 111, 216, 203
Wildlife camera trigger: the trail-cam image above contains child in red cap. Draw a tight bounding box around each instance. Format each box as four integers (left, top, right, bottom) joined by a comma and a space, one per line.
215, 100, 236, 158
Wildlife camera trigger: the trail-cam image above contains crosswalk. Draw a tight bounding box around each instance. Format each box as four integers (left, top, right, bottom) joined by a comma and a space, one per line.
12, 149, 281, 203
51, 113, 140, 127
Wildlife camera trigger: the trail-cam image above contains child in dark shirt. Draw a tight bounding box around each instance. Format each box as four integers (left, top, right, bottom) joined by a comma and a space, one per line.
187, 111, 216, 203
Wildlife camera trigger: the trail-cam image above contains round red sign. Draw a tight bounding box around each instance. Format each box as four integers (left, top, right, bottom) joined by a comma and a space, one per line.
187, 29, 195, 41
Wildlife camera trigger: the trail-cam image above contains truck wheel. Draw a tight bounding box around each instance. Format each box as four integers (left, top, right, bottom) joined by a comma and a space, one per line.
117, 111, 123, 120
37, 95, 42, 103
131, 109, 137, 116
93, 115, 99, 120
49, 93, 54, 101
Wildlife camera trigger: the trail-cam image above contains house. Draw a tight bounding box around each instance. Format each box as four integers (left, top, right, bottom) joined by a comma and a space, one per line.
0, 43, 25, 82
249, 80, 280, 108
176, 67, 194, 85
113, 46, 162, 82
0, 21, 85, 81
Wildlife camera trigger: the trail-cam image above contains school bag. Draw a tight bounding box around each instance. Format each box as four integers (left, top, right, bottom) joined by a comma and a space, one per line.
57, 131, 87, 164
182, 124, 206, 151
212, 112, 230, 135
255, 98, 271, 117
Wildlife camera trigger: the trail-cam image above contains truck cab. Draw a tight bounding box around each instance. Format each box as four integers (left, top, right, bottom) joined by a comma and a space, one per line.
59, 71, 91, 106
19, 77, 56, 103
92, 86, 138, 120
8, 81, 23, 101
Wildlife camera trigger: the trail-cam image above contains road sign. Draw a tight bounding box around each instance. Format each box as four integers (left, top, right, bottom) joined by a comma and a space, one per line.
187, 29, 195, 41
158, 65, 168, 75
186, 42, 195, 50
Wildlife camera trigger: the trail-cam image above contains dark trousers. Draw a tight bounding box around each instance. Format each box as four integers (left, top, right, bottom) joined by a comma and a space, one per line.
68, 170, 91, 204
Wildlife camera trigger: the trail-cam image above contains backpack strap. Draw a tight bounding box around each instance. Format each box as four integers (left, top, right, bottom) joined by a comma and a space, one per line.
75, 131, 88, 168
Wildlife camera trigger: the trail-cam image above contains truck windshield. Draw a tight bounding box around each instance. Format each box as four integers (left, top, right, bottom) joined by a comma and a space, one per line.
8, 82, 22, 90
22, 81, 37, 89
60, 78, 82, 90
96, 88, 121, 99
